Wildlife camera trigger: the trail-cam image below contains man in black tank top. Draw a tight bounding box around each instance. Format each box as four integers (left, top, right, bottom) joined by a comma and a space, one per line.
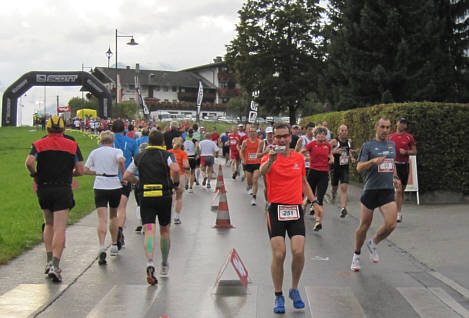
330, 125, 355, 217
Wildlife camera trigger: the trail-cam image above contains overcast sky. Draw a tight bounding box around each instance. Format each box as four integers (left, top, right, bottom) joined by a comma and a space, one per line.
0, 0, 247, 124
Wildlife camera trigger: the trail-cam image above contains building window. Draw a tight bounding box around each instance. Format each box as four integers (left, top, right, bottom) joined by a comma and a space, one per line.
163, 86, 169, 92
155, 86, 160, 91
129, 84, 135, 89
180, 88, 186, 93
172, 86, 177, 92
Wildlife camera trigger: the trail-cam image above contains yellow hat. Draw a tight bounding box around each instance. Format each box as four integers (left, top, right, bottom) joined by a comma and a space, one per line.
46, 116, 65, 131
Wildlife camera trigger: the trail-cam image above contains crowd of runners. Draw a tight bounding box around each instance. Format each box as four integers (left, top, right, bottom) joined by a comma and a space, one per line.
26, 115, 416, 313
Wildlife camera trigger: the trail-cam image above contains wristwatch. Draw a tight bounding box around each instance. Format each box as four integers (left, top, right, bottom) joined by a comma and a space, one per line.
393, 175, 400, 180
30, 172, 37, 178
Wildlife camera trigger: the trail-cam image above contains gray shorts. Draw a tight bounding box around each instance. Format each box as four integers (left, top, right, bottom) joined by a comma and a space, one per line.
201, 156, 214, 167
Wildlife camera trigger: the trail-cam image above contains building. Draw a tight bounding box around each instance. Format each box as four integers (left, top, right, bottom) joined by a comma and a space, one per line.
92, 57, 242, 119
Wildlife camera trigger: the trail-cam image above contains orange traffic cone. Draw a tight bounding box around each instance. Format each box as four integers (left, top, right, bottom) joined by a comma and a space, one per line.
213, 184, 234, 228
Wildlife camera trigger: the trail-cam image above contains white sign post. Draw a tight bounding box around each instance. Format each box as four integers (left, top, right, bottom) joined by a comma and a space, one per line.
404, 155, 420, 205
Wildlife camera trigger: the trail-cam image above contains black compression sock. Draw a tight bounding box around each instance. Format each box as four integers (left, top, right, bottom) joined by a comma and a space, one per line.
275, 291, 283, 297
354, 250, 361, 255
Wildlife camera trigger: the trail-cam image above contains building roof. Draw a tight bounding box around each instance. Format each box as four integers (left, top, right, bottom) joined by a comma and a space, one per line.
94, 67, 216, 89
180, 61, 225, 72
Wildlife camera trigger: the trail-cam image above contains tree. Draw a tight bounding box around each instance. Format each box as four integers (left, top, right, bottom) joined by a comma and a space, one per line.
226, 0, 325, 124
112, 100, 139, 119
324, 0, 469, 109
67, 96, 99, 116
226, 94, 250, 120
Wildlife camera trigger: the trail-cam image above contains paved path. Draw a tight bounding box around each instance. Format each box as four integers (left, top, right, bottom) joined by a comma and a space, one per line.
1, 162, 469, 317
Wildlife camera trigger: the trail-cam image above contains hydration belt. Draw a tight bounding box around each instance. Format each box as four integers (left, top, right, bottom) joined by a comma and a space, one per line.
143, 184, 171, 197
98, 173, 118, 177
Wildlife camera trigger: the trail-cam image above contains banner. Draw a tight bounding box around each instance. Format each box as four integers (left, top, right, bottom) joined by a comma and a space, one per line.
57, 106, 71, 113
248, 91, 259, 123
196, 81, 203, 107
134, 72, 149, 115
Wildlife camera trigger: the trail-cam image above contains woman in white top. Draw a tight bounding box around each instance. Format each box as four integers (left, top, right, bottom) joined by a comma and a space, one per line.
84, 131, 125, 265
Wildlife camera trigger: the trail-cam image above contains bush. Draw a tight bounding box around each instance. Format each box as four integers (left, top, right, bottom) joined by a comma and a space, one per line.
301, 102, 469, 195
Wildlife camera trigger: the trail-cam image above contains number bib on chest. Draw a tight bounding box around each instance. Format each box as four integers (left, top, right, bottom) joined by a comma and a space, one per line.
277, 205, 300, 221
230, 139, 237, 145
340, 153, 349, 165
378, 158, 394, 172
305, 159, 310, 168
248, 153, 257, 160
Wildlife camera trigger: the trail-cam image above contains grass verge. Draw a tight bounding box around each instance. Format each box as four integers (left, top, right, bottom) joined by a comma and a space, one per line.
0, 127, 99, 264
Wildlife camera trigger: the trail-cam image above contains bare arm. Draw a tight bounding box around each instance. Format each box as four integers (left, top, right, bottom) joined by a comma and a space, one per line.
260, 150, 277, 176
170, 162, 181, 184
294, 138, 303, 153
357, 157, 384, 174
123, 170, 139, 184
118, 157, 125, 176
239, 140, 247, 163
73, 161, 84, 176
25, 155, 36, 175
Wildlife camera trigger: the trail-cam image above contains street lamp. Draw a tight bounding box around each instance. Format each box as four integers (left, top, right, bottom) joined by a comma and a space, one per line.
106, 46, 113, 68
115, 29, 138, 104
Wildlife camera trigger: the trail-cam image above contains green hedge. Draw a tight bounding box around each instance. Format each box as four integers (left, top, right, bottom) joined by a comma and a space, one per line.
301, 102, 469, 195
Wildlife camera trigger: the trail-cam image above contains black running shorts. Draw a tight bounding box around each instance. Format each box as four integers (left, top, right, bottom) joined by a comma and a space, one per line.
121, 183, 132, 197
188, 156, 197, 170
243, 164, 260, 173
222, 145, 229, 157
140, 196, 172, 226
267, 203, 305, 239
331, 166, 349, 186
94, 188, 121, 208
360, 189, 395, 211
37, 185, 75, 212
395, 163, 409, 189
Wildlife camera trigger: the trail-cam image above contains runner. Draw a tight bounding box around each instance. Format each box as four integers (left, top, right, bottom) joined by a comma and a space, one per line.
258, 126, 275, 206
260, 122, 320, 313
330, 125, 356, 217
169, 137, 189, 224
192, 123, 202, 185
112, 120, 139, 250
239, 125, 262, 206
123, 130, 180, 285
387, 117, 417, 223
301, 126, 333, 231
183, 129, 198, 193
83, 131, 125, 264
220, 129, 230, 167
228, 125, 242, 179
25, 116, 84, 282
295, 122, 315, 214
198, 133, 219, 189
351, 117, 401, 272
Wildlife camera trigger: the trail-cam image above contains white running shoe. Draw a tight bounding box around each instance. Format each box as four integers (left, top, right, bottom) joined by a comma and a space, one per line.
366, 239, 379, 263
247, 188, 253, 195
397, 212, 403, 223
187, 188, 193, 193
174, 218, 181, 224
160, 264, 169, 277
351, 254, 361, 272
251, 197, 256, 206
110, 244, 119, 256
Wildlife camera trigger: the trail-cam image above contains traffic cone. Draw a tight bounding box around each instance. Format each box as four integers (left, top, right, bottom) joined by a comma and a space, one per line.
213, 184, 234, 228
211, 164, 224, 210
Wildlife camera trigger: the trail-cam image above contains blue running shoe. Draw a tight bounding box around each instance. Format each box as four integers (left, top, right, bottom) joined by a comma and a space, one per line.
289, 288, 305, 309
274, 295, 285, 313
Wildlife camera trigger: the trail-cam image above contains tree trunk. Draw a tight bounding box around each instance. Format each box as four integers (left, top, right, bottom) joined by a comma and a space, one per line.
289, 104, 297, 125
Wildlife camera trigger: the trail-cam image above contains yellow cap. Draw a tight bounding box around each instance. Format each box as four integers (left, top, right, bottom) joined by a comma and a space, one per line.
46, 116, 65, 131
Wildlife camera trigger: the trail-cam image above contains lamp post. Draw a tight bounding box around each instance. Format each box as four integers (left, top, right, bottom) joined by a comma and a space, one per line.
106, 46, 113, 68
115, 29, 138, 104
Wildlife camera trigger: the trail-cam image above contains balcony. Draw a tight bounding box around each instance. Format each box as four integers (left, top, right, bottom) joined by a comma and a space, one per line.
145, 98, 227, 112
218, 87, 242, 98
177, 91, 216, 103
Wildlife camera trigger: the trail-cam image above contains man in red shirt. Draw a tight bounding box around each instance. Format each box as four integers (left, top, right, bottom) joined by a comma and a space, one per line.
387, 117, 417, 223
260, 122, 320, 313
210, 127, 220, 145
239, 125, 262, 206
228, 125, 242, 179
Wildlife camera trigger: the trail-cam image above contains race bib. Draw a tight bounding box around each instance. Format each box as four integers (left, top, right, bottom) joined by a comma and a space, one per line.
248, 153, 257, 160
230, 139, 237, 145
340, 153, 349, 165
277, 205, 300, 221
305, 160, 310, 168
378, 158, 394, 172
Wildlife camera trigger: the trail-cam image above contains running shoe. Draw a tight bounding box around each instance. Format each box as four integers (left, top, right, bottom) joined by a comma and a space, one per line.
251, 197, 256, 206
195, 179, 200, 186
185, 184, 189, 190
187, 188, 193, 193
110, 244, 119, 256
273, 295, 285, 313
202, 177, 207, 186
247, 188, 253, 195
135, 225, 142, 233
309, 205, 315, 216
98, 251, 107, 265
351, 254, 361, 272
366, 239, 379, 263
397, 212, 403, 223
288, 288, 305, 309
160, 264, 169, 277
174, 218, 181, 224
232, 173, 236, 180
313, 222, 322, 232
48, 265, 62, 283
339, 207, 348, 218
44, 261, 53, 274
207, 183, 211, 189
146, 266, 158, 285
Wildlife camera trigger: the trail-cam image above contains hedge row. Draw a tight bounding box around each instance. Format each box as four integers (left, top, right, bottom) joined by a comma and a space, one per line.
301, 102, 469, 195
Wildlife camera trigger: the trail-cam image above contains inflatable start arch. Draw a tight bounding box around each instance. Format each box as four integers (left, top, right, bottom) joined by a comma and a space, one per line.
2, 71, 112, 126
